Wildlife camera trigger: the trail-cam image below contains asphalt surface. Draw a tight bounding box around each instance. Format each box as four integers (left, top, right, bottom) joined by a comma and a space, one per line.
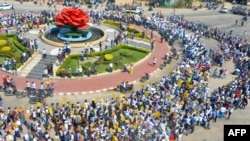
4, 1, 249, 40
0, 1, 250, 141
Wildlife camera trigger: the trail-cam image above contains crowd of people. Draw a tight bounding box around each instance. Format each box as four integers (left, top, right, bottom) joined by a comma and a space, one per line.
0, 2, 249, 141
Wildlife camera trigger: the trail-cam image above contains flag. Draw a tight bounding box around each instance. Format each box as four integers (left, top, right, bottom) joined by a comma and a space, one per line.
36, 102, 42, 107
60, 99, 65, 105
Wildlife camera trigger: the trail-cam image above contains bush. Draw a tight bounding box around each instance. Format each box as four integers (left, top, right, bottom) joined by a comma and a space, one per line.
104, 54, 113, 61
16, 63, 22, 68
120, 51, 133, 57
0, 35, 7, 40
1, 46, 12, 52
13, 39, 26, 52
0, 40, 7, 47
0, 54, 11, 59
199, 3, 203, 8
102, 20, 120, 28
128, 25, 135, 32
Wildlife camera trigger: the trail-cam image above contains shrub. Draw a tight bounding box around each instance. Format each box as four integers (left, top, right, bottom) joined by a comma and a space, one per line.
128, 25, 135, 32
122, 45, 150, 53
1, 46, 12, 52
102, 20, 120, 28
16, 63, 22, 68
13, 39, 26, 52
0, 40, 7, 47
104, 54, 113, 61
0, 35, 7, 40
0, 54, 11, 59
120, 51, 133, 57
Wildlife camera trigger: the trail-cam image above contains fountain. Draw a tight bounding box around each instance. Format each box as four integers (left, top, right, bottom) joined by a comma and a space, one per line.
40, 7, 107, 48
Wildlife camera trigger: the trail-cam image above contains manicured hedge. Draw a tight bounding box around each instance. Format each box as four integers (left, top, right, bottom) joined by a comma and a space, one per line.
103, 20, 151, 41
13, 36, 33, 53
0, 40, 7, 46
0, 34, 34, 69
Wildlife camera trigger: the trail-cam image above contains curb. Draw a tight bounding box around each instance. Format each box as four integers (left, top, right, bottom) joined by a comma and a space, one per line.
54, 68, 160, 96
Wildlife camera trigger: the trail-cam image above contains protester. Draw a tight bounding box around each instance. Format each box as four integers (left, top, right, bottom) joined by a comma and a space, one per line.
0, 4, 249, 141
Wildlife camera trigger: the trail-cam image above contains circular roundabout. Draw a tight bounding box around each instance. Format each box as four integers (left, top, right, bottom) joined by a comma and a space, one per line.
40, 7, 107, 48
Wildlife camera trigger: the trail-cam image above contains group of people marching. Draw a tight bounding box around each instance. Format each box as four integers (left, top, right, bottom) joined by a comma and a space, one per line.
0, 3, 249, 141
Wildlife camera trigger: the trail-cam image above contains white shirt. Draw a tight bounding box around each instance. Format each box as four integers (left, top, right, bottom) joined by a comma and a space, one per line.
26, 82, 30, 88
42, 49, 46, 54
31, 83, 36, 89
44, 69, 48, 75
40, 84, 44, 90
79, 67, 83, 73
109, 63, 113, 68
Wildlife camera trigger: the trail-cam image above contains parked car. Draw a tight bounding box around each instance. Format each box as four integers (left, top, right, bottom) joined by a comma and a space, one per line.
220, 7, 228, 13
0, 3, 13, 10
124, 6, 144, 14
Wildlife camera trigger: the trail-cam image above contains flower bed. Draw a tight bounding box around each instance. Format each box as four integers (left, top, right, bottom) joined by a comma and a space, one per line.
56, 44, 150, 77
0, 34, 34, 69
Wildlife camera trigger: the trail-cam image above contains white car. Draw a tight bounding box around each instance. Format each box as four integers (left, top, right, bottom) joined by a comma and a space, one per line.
0, 3, 14, 10
220, 7, 228, 13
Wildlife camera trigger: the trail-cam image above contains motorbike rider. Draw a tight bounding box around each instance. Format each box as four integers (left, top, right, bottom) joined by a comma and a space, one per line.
121, 81, 127, 90
9, 78, 17, 94
40, 82, 44, 91
31, 82, 36, 91
26, 81, 31, 92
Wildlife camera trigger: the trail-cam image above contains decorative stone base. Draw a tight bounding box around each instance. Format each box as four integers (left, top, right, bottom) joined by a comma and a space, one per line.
40, 28, 108, 48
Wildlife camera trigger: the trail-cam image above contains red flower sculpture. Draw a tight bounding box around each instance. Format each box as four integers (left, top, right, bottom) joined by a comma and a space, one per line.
55, 7, 90, 30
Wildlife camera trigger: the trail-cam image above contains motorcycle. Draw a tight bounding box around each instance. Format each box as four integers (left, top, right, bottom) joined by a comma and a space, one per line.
4, 85, 17, 96
0, 85, 3, 92
16, 91, 27, 98
140, 73, 150, 82
115, 82, 134, 93
28, 90, 46, 104
4, 87, 15, 96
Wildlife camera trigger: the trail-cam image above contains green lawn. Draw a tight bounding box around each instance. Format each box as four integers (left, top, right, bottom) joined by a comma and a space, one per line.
93, 48, 147, 73
66, 58, 79, 71
64, 32, 82, 37
59, 47, 148, 75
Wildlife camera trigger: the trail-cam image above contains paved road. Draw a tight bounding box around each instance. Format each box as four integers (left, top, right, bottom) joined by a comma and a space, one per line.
5, 0, 250, 40
0, 1, 250, 141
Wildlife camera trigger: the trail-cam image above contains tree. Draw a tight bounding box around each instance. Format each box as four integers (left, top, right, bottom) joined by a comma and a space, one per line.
184, 0, 193, 5
175, 0, 186, 8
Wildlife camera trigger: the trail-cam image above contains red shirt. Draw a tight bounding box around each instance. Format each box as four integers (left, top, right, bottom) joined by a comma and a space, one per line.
2, 75, 7, 83
169, 133, 175, 140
